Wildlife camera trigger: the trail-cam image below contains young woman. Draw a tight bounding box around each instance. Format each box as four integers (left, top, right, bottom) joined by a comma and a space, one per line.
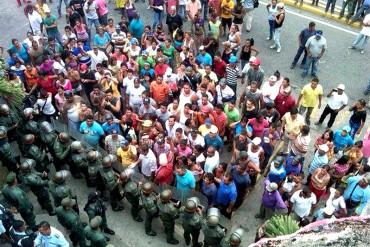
269, 3, 285, 53
348, 99, 367, 139
56, 73, 73, 92
266, 0, 277, 40
227, 24, 241, 56
94, 26, 112, 53
36, 90, 56, 122
105, 18, 116, 36
239, 38, 259, 71
74, 20, 89, 45
54, 86, 66, 113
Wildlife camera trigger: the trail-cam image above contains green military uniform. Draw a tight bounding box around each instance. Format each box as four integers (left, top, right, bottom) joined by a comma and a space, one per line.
202, 220, 226, 247
53, 133, 72, 171
0, 111, 19, 141
16, 118, 40, 152
86, 151, 103, 188
23, 142, 50, 173
2, 173, 36, 230
180, 201, 203, 247
40, 126, 57, 156
49, 171, 74, 208
123, 179, 143, 222
140, 184, 159, 236
0, 131, 19, 172
220, 228, 244, 247
100, 167, 124, 211
19, 160, 54, 215
84, 216, 108, 247
157, 190, 180, 244
55, 198, 86, 247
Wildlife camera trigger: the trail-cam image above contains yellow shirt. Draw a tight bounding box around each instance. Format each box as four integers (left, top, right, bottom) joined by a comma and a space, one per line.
282, 113, 305, 135
300, 84, 323, 107
221, 0, 234, 19
117, 145, 137, 167
198, 124, 212, 137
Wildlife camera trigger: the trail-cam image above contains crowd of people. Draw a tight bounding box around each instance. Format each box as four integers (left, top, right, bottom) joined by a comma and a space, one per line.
0, 0, 369, 246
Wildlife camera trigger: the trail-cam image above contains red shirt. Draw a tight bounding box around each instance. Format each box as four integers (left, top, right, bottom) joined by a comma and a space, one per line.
274, 93, 296, 118
211, 111, 228, 136
155, 164, 174, 185
37, 76, 57, 95
213, 59, 226, 78
249, 118, 269, 138
154, 64, 169, 76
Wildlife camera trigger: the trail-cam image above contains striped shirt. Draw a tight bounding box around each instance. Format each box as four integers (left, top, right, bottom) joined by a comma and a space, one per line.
308, 150, 328, 174
291, 133, 311, 156
225, 65, 239, 86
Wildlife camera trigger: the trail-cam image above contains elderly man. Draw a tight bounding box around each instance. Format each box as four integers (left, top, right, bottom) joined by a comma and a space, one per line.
105, 129, 125, 155
302, 30, 327, 78
280, 107, 305, 154
315, 84, 348, 129
166, 6, 183, 34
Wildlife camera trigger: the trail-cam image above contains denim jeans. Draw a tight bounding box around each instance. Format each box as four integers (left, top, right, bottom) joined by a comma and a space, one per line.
268, 19, 275, 39
339, 0, 356, 18
352, 4, 370, 21
325, 0, 337, 14
302, 56, 319, 76
292, 45, 308, 66
349, 119, 361, 139
201, 0, 209, 19
273, 27, 282, 49
152, 11, 163, 30
98, 13, 108, 26
244, 9, 254, 31
352, 33, 369, 50
48, 32, 63, 46
178, 4, 187, 20
299, 105, 314, 124
364, 77, 370, 94
87, 18, 100, 38
57, 0, 70, 15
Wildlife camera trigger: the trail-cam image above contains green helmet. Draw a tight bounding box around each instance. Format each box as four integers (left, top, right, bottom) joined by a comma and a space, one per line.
40, 121, 54, 134
58, 132, 70, 143
86, 150, 98, 162
160, 189, 172, 203
0, 126, 7, 139
120, 169, 134, 181
207, 208, 220, 226
22, 134, 35, 144
102, 155, 116, 168
52, 170, 70, 183
20, 159, 36, 173
71, 141, 83, 151
23, 108, 34, 118
0, 104, 10, 114
185, 199, 197, 213
229, 228, 244, 246
141, 181, 154, 194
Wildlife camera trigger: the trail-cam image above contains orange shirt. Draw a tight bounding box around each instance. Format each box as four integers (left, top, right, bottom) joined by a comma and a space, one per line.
150, 81, 169, 104
24, 68, 38, 88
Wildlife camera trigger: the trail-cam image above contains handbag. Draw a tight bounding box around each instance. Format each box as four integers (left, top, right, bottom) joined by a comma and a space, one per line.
345, 183, 360, 209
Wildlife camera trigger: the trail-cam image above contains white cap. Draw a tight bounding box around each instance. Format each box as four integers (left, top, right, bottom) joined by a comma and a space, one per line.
165, 67, 172, 76
266, 182, 278, 192
337, 84, 345, 90
318, 144, 329, 152
277, 2, 284, 8
269, 75, 277, 82
252, 137, 261, 146
210, 125, 218, 134
199, 45, 205, 51
323, 206, 335, 215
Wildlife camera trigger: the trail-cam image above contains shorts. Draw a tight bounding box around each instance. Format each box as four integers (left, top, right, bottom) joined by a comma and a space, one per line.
221, 17, 232, 27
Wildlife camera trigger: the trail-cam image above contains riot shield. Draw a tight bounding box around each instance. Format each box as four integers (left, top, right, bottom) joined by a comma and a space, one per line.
52, 118, 69, 134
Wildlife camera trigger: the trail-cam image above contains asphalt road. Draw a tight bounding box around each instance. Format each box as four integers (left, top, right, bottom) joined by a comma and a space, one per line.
0, 0, 369, 246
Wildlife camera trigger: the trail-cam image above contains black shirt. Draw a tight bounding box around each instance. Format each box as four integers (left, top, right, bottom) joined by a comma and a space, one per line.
350, 107, 367, 124
68, 12, 81, 28
69, 0, 85, 17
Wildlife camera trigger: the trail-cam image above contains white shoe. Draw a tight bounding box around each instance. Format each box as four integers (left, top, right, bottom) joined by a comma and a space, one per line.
277, 48, 281, 53
266, 37, 271, 40
270, 45, 276, 49
147, 6, 150, 9
361, 49, 364, 54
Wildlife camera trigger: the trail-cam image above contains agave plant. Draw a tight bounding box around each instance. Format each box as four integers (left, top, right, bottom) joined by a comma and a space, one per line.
265, 215, 300, 238
0, 74, 25, 115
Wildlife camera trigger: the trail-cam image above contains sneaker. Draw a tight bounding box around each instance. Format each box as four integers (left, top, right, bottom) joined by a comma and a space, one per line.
290, 64, 295, 69
348, 46, 355, 49
270, 45, 276, 49
146, 231, 157, 236
266, 37, 271, 40
314, 121, 322, 125
147, 6, 150, 9
277, 48, 281, 53
360, 49, 364, 54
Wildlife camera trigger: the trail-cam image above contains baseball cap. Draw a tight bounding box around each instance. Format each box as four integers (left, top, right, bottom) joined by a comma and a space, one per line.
318, 144, 329, 152
284, 86, 292, 93
157, 138, 165, 144
219, 78, 226, 85
250, 57, 261, 66
165, 68, 173, 76
143, 98, 150, 104
199, 45, 205, 51
266, 182, 278, 192
252, 137, 261, 146
110, 128, 118, 134
229, 56, 237, 63
64, 91, 73, 97
115, 25, 121, 30
147, 31, 153, 36
269, 75, 277, 82
130, 38, 137, 45
205, 118, 212, 125
277, 2, 284, 8
342, 125, 351, 133
337, 84, 345, 90
323, 206, 335, 215
80, 63, 88, 73
142, 50, 148, 56
142, 120, 152, 127
201, 105, 211, 113
209, 125, 218, 134
316, 30, 323, 36
120, 140, 129, 147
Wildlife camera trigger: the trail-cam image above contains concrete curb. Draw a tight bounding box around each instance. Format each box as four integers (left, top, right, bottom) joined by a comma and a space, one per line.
280, 0, 361, 28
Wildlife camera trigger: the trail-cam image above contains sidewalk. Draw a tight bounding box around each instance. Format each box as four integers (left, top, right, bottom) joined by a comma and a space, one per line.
280, 0, 362, 28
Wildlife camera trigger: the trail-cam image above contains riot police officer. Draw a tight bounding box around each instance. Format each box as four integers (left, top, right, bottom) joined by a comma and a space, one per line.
180, 198, 203, 247
16, 108, 40, 151
120, 169, 143, 222
18, 159, 55, 216
202, 208, 226, 247
100, 155, 124, 211
84, 191, 115, 236
140, 181, 159, 237
53, 132, 72, 171
49, 170, 75, 208
86, 150, 103, 188
2, 172, 36, 231
39, 121, 57, 156
70, 141, 88, 179
221, 228, 244, 247
22, 134, 50, 173
55, 197, 87, 247
157, 189, 180, 245
0, 126, 19, 173
0, 104, 20, 141
84, 216, 108, 247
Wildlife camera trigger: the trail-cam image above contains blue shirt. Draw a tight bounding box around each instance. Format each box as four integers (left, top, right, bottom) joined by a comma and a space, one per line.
234, 123, 253, 136
216, 179, 237, 206
79, 121, 104, 147
285, 156, 302, 175
268, 164, 286, 183
300, 28, 316, 47
343, 176, 370, 215
196, 52, 213, 67
102, 122, 122, 135
73, 45, 92, 66
8, 44, 30, 63
333, 130, 354, 153
204, 134, 223, 150
308, 150, 328, 174
176, 169, 196, 191
94, 32, 111, 46
201, 181, 218, 206
231, 165, 251, 194
129, 19, 144, 40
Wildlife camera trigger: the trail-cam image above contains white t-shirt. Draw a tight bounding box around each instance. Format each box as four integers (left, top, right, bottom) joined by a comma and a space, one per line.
326, 187, 346, 212
139, 149, 157, 177
361, 14, 370, 36
87, 50, 108, 71
290, 190, 317, 217
187, 133, 205, 147
84, 1, 99, 20
327, 92, 348, 110
36, 96, 56, 115
204, 151, 220, 173
126, 84, 146, 105
28, 12, 43, 34
53, 60, 67, 75
261, 81, 280, 102
122, 76, 136, 87
215, 85, 235, 104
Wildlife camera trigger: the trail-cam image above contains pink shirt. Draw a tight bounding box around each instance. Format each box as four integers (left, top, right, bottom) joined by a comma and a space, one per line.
96, 0, 109, 16
249, 118, 269, 138
167, 0, 177, 14
186, 0, 202, 19
176, 145, 193, 157
362, 131, 370, 158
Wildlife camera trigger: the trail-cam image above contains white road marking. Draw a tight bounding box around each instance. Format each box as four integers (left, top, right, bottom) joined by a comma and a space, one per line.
260, 1, 358, 36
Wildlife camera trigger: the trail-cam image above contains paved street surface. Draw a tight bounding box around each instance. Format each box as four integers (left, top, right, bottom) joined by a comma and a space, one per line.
0, 0, 369, 246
